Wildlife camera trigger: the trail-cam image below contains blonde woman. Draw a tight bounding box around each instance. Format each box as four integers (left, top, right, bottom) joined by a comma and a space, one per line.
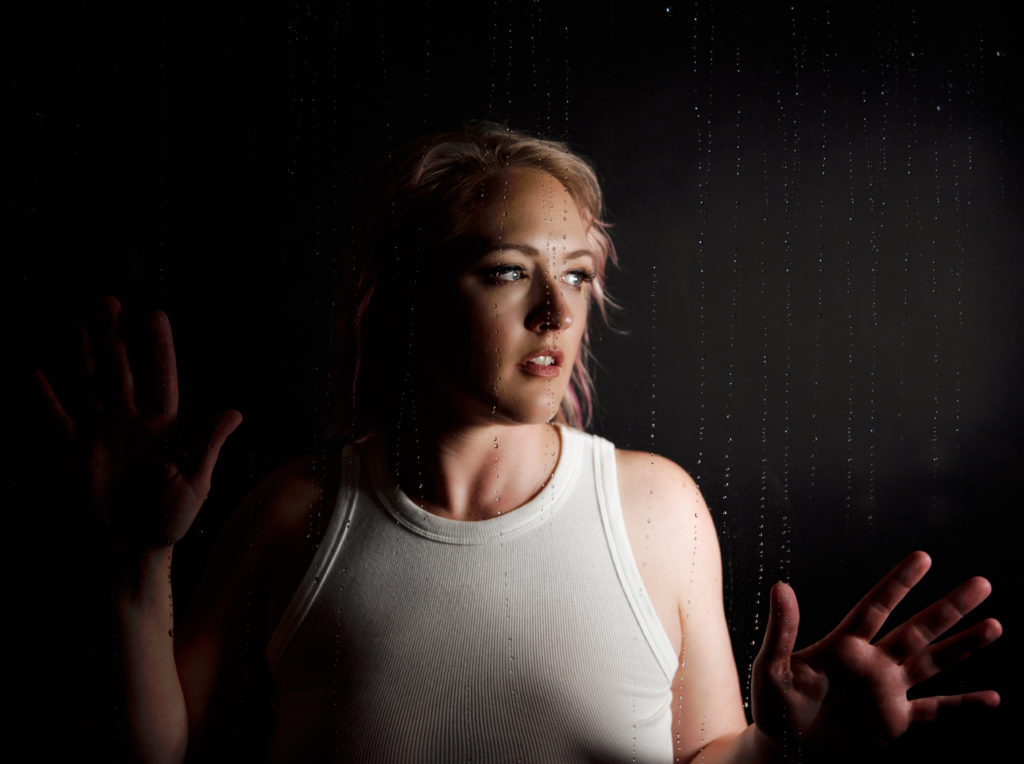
38, 124, 1001, 762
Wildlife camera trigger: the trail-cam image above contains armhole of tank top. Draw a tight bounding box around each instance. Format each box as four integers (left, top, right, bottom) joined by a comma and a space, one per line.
265, 443, 360, 672
592, 436, 679, 682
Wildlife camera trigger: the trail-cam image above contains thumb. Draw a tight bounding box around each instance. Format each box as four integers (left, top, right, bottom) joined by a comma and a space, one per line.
191, 409, 243, 491
759, 582, 800, 671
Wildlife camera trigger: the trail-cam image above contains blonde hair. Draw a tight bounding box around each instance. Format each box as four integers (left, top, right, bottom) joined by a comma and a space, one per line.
342, 122, 616, 436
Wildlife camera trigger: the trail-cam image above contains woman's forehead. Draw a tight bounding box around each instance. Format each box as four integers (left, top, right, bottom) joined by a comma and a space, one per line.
468, 167, 586, 237
481, 166, 571, 202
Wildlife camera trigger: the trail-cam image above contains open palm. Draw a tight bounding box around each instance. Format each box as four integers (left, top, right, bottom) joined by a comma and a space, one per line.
752, 551, 1001, 759
30, 297, 241, 554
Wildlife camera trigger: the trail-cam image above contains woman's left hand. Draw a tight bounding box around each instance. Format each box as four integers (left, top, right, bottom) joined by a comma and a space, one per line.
751, 551, 1001, 759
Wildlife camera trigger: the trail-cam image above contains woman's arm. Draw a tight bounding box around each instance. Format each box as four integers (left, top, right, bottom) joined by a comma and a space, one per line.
30, 298, 240, 761
109, 548, 191, 762
616, 451, 752, 761
617, 451, 1000, 763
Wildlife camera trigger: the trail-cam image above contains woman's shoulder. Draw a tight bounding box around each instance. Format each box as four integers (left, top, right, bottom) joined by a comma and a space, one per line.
609, 446, 723, 655
187, 442, 349, 636
251, 449, 341, 531
563, 425, 705, 512
612, 446, 717, 537
612, 445, 701, 496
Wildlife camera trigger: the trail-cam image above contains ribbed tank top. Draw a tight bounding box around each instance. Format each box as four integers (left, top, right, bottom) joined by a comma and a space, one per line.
265, 426, 678, 762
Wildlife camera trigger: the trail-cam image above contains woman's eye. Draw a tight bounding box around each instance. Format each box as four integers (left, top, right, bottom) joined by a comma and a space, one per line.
488, 265, 526, 283
562, 270, 595, 288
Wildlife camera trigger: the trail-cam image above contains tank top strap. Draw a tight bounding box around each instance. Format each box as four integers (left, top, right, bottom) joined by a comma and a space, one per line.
265, 443, 361, 672
590, 434, 680, 680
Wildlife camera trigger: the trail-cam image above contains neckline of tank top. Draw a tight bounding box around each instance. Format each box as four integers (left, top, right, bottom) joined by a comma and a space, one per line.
365, 424, 585, 545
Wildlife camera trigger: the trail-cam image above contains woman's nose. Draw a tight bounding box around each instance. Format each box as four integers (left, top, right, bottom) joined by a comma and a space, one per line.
526, 281, 573, 333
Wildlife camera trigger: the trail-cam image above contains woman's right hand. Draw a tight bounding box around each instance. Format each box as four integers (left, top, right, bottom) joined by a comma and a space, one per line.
30, 296, 241, 569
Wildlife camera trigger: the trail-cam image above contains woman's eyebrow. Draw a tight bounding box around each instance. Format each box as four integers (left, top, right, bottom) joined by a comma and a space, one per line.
492, 243, 595, 261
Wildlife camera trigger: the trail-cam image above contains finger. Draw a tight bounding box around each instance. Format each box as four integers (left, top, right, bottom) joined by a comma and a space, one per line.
908, 690, 1000, 725
137, 310, 179, 416
69, 318, 95, 383
189, 410, 243, 494
91, 296, 135, 413
876, 576, 993, 661
835, 550, 931, 641
902, 617, 1003, 686
757, 582, 800, 672
26, 369, 76, 442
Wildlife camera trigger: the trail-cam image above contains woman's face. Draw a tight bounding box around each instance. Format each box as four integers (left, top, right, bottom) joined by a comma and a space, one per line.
422, 167, 594, 427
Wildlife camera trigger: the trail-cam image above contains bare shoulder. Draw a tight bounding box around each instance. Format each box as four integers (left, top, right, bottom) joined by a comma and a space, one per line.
614, 449, 716, 538
255, 452, 343, 627
246, 452, 336, 547
615, 448, 700, 493
179, 446, 343, 649
176, 446, 344, 738
613, 449, 724, 653
210, 453, 331, 560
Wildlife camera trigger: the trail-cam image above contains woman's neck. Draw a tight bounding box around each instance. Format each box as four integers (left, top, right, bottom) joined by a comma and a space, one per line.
388, 420, 562, 521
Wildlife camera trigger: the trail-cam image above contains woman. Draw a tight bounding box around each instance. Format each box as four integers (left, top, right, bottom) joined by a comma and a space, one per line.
36, 123, 1000, 761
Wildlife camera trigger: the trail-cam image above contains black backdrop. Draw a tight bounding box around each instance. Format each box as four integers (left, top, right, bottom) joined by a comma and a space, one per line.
6, 1, 1020, 758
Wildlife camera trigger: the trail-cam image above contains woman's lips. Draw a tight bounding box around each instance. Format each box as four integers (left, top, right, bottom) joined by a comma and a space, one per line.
518, 349, 564, 378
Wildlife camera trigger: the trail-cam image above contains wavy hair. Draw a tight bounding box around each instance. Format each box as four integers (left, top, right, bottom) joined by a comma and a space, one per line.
337, 122, 616, 437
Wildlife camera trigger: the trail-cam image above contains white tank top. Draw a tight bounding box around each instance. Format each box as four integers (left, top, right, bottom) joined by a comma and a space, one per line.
265, 426, 678, 762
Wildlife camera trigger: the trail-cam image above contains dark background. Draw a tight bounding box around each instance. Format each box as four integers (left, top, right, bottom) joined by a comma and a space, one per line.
5, 1, 1020, 759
